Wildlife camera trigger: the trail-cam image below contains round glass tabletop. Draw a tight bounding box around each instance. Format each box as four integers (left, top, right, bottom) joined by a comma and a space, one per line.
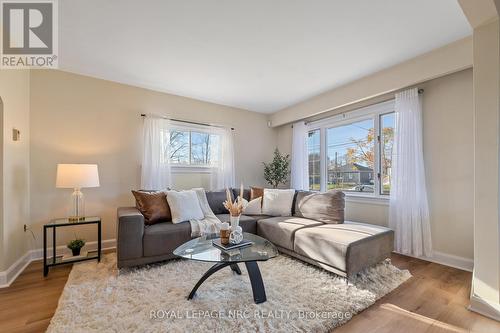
173, 232, 278, 263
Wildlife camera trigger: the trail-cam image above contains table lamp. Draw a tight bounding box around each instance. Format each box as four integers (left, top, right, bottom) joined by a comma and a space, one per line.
56, 164, 100, 220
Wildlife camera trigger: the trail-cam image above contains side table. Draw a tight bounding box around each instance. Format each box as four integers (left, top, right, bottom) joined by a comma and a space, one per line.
43, 216, 101, 276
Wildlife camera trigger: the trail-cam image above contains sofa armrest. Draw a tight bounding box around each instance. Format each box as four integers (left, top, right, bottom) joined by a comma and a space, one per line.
117, 207, 144, 264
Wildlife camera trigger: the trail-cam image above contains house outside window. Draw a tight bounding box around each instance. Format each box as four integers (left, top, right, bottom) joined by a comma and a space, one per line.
306, 100, 395, 198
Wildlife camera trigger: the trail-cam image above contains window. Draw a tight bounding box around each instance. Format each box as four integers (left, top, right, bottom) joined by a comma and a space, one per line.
306, 100, 395, 197
380, 113, 395, 195
169, 130, 189, 164
168, 127, 221, 167
308, 129, 321, 190
326, 118, 375, 193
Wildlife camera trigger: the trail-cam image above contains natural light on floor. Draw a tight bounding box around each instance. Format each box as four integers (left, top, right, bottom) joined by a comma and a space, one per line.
380, 304, 468, 333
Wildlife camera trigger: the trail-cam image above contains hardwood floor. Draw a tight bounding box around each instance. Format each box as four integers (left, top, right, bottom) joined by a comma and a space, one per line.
336, 254, 500, 333
1, 252, 499, 333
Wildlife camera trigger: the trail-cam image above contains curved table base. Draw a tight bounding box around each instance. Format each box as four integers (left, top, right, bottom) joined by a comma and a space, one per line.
188, 261, 267, 304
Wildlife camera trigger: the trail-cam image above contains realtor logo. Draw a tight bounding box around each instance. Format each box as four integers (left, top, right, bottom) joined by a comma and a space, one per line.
1, 0, 58, 68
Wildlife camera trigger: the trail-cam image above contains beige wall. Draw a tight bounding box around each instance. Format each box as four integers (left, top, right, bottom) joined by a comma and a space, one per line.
29, 70, 277, 247
423, 69, 474, 260
471, 17, 500, 308
276, 69, 474, 261
0, 70, 30, 271
270, 37, 472, 127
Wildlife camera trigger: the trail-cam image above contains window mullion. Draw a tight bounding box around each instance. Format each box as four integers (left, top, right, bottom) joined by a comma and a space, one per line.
320, 127, 327, 192
374, 114, 381, 197
189, 131, 192, 165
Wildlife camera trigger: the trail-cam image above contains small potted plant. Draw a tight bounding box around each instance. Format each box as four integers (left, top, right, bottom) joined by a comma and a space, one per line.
67, 238, 86, 256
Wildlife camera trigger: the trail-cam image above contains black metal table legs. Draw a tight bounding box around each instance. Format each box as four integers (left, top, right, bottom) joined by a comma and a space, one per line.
188, 262, 232, 300
244, 261, 266, 304
188, 261, 267, 304
230, 263, 241, 275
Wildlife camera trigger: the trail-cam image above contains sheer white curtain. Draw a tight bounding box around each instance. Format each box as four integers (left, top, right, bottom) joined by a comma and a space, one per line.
290, 121, 309, 190
389, 88, 432, 257
210, 127, 235, 190
141, 116, 172, 190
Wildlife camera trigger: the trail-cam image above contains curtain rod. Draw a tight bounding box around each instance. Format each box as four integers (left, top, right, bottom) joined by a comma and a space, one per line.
301, 88, 424, 126
140, 114, 234, 131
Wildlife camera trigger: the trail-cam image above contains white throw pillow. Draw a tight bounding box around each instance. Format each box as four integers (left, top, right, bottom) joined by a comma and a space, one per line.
242, 197, 262, 215
261, 189, 295, 216
166, 190, 204, 223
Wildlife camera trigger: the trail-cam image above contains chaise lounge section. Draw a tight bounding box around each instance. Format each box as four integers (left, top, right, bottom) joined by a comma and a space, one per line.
117, 189, 394, 278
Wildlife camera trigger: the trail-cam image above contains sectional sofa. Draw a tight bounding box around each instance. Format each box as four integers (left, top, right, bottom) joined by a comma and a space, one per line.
117, 188, 394, 278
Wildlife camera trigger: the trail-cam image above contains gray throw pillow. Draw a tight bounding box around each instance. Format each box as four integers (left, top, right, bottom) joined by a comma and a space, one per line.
296, 190, 345, 224
293, 190, 315, 216
206, 189, 234, 215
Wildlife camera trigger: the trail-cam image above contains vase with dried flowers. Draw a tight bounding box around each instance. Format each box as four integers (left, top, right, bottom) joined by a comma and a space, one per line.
223, 184, 245, 230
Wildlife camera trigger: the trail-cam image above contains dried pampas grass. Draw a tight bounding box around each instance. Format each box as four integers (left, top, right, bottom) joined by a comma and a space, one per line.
223, 184, 246, 217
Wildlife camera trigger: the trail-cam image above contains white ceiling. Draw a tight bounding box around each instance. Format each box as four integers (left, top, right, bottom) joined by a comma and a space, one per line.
59, 0, 471, 113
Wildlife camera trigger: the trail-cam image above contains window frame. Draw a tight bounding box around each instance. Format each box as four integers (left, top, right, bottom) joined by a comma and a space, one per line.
167, 122, 221, 173
306, 100, 395, 201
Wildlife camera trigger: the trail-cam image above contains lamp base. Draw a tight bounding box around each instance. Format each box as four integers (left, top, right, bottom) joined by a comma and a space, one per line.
68, 216, 85, 222
68, 188, 85, 220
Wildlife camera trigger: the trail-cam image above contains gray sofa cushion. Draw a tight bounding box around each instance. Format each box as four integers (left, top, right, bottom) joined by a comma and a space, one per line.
257, 216, 323, 251
215, 214, 270, 234
293, 221, 393, 276
143, 222, 192, 257
206, 189, 233, 215
295, 190, 345, 224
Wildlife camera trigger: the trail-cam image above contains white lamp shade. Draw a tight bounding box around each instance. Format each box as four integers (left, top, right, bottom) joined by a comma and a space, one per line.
56, 164, 100, 188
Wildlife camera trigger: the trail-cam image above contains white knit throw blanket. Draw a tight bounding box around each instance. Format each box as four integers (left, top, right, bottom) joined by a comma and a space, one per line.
190, 188, 222, 237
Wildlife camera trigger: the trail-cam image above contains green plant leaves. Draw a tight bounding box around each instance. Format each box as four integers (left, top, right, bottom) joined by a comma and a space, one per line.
263, 148, 290, 188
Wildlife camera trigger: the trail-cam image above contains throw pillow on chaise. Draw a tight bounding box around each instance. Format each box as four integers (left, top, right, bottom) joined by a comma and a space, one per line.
296, 190, 345, 224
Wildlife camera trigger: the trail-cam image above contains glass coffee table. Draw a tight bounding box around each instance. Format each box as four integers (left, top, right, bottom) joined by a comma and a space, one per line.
174, 232, 278, 304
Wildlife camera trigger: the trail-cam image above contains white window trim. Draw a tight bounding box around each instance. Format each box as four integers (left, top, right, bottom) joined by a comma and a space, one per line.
307, 99, 395, 200
345, 193, 390, 205
171, 165, 217, 174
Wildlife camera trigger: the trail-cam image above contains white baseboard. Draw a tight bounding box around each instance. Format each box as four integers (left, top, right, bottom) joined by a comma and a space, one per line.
0, 252, 33, 288
469, 293, 500, 321
394, 250, 473, 272
0, 239, 116, 288
425, 250, 474, 272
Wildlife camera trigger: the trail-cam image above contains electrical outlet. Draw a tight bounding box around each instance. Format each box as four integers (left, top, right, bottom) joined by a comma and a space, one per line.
13, 128, 20, 141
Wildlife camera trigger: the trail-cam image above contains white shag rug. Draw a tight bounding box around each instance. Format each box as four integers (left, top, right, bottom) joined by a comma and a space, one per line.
47, 253, 411, 333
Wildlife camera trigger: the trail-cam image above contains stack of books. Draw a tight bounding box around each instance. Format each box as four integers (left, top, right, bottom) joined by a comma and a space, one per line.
212, 239, 253, 252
